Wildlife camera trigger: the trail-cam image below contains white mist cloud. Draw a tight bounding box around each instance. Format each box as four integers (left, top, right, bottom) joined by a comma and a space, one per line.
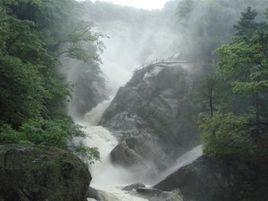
92, 0, 169, 10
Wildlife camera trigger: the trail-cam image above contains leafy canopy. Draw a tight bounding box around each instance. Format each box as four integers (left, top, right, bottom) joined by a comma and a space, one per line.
0, 0, 101, 161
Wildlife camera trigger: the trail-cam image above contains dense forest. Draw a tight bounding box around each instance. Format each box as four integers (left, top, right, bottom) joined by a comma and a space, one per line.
0, 0, 267, 201
174, 0, 268, 159
200, 7, 268, 158
0, 0, 101, 160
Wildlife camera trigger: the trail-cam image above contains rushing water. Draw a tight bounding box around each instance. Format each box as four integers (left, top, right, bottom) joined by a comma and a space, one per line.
75, 98, 203, 201
153, 145, 203, 185
77, 99, 149, 201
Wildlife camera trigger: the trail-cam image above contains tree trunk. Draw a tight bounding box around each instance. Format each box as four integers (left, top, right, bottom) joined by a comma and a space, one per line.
209, 87, 214, 117
255, 92, 261, 135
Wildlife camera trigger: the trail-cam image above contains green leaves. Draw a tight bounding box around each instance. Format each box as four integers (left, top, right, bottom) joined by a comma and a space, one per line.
71, 146, 100, 165
216, 11, 268, 122
201, 7, 268, 159
0, 0, 101, 162
0, 118, 100, 162
0, 118, 81, 148
201, 113, 254, 157
234, 7, 259, 40
217, 42, 253, 78
0, 55, 45, 126
232, 80, 268, 93
56, 23, 104, 63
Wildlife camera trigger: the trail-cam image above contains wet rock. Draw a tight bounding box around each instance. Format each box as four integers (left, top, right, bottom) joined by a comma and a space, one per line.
123, 183, 146, 191
0, 144, 90, 201
110, 132, 167, 178
100, 62, 200, 179
88, 187, 102, 201
155, 156, 268, 201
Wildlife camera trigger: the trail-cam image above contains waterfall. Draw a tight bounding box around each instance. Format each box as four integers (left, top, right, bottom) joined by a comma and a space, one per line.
67, 4, 203, 198
76, 99, 202, 201
75, 99, 149, 201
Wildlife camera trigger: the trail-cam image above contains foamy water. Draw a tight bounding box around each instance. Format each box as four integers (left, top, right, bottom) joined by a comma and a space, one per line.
153, 145, 203, 185
78, 100, 203, 201
75, 99, 149, 201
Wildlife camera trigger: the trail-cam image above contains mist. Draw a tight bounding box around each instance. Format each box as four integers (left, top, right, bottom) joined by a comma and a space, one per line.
80, 0, 182, 90
74, 0, 268, 93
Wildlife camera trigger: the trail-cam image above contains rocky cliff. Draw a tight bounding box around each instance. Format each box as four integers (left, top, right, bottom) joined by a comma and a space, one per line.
155, 156, 268, 201
0, 144, 90, 201
100, 62, 200, 180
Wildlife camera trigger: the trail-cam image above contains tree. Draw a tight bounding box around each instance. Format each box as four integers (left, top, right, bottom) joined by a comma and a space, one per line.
201, 8, 268, 158
234, 7, 261, 41
0, 0, 100, 161
201, 113, 253, 157
217, 9, 268, 130
201, 74, 218, 117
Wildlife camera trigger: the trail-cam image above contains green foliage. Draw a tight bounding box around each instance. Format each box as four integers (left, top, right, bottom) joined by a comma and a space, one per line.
200, 7, 268, 158
71, 146, 100, 165
234, 7, 263, 40
201, 113, 254, 157
0, 118, 100, 161
0, 118, 82, 148
216, 8, 268, 124
0, 0, 100, 162
0, 123, 24, 144
217, 39, 268, 94
0, 2, 67, 127
0, 55, 45, 127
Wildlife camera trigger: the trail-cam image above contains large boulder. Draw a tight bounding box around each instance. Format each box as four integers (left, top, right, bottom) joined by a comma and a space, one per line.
0, 144, 91, 201
155, 156, 268, 201
100, 62, 200, 179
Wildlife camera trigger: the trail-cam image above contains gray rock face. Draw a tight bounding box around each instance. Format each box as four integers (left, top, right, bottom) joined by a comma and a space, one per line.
100, 62, 200, 179
0, 144, 91, 201
155, 156, 268, 201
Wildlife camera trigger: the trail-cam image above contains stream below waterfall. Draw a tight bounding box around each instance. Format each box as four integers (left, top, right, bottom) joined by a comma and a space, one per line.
77, 99, 150, 201
73, 98, 202, 201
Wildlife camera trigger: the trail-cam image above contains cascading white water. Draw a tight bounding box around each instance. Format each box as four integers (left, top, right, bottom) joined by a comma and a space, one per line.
77, 99, 148, 201
77, 98, 203, 201
153, 145, 203, 185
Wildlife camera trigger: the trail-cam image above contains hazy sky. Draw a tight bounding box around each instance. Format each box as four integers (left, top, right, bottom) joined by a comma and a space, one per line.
92, 0, 169, 10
